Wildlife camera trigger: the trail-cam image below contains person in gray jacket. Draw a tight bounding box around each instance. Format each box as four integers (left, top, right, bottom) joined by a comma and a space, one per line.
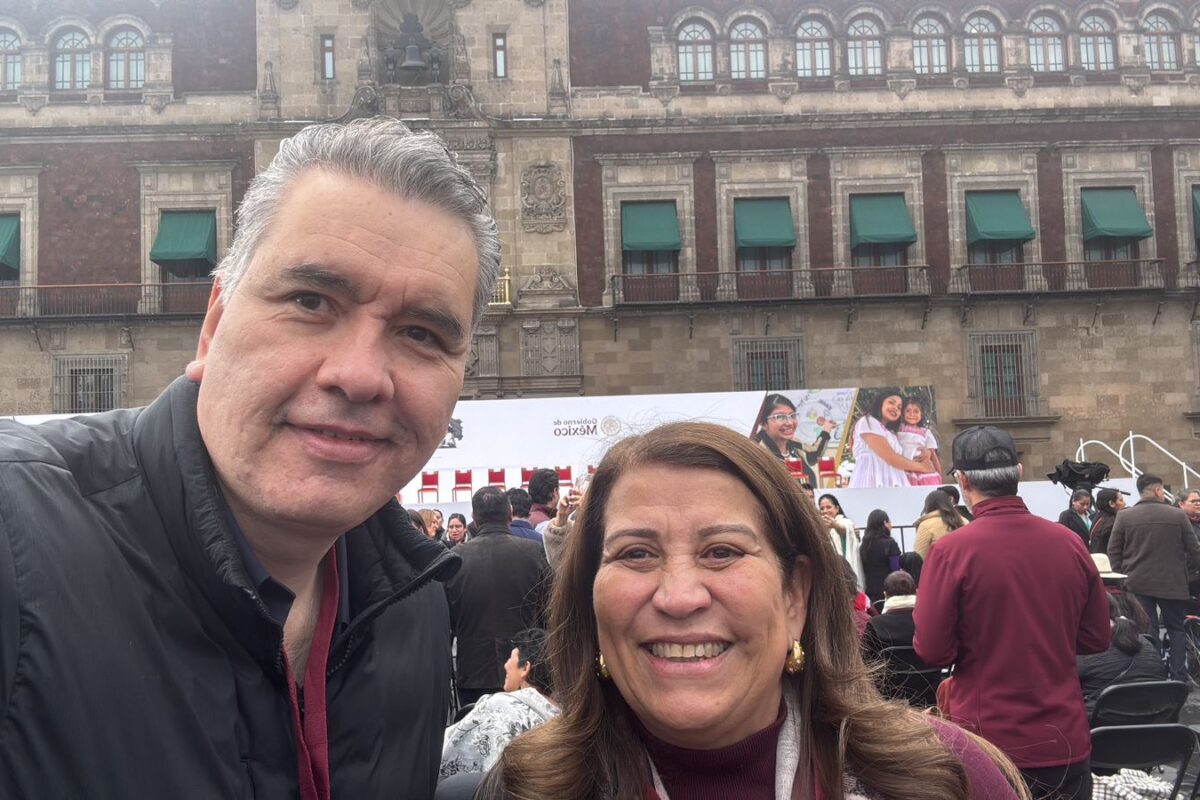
1108, 473, 1200, 682
0, 117, 501, 799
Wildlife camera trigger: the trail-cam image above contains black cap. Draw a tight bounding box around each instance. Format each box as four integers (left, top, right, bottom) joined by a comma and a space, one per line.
948, 426, 1019, 474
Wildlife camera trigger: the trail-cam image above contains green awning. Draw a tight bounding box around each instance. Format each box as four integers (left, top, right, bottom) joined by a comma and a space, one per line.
0, 215, 18, 281
1192, 186, 1200, 239
149, 210, 218, 276
1080, 188, 1152, 241
734, 198, 796, 248
621, 201, 681, 251
965, 191, 1036, 244
849, 194, 918, 248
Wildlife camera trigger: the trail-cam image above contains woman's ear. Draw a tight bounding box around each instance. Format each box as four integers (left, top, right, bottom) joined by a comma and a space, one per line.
784, 555, 812, 639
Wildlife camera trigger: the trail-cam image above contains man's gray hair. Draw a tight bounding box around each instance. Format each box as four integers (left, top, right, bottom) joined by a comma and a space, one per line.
960, 465, 1021, 498
213, 117, 501, 328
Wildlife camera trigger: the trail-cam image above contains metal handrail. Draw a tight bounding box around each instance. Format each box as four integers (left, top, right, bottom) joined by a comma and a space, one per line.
488, 267, 512, 307
1077, 432, 1200, 492
0, 281, 211, 319
949, 259, 1166, 294
611, 265, 932, 305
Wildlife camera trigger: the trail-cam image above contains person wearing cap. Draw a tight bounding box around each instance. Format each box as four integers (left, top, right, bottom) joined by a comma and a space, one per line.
1106, 473, 1200, 683
1088, 488, 1127, 555
913, 426, 1110, 800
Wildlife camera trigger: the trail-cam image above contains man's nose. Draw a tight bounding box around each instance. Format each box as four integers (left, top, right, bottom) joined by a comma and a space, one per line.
315, 323, 396, 403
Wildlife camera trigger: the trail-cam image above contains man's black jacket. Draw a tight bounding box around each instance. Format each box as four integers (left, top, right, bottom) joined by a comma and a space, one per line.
0, 376, 459, 798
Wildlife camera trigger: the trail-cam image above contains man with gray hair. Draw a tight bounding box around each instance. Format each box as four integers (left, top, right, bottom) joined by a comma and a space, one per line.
914, 426, 1110, 800
0, 118, 500, 798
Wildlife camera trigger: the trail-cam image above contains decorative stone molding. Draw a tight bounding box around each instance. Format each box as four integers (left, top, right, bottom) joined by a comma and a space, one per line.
443, 132, 492, 152
1005, 75, 1033, 97
259, 61, 280, 118
1068, 72, 1086, 87
523, 0, 545, 6
888, 78, 916, 100
833, 79, 850, 92
445, 82, 482, 119
18, 94, 47, 115
518, 266, 578, 310
1122, 74, 1150, 95
548, 59, 568, 116
143, 92, 171, 113
769, 81, 797, 103
275, 0, 299, 8
521, 318, 580, 377
952, 76, 969, 90
520, 163, 567, 234
650, 83, 679, 106
465, 324, 499, 378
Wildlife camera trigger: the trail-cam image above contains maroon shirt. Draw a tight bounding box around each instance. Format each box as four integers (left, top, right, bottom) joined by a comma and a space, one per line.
913, 496, 1111, 769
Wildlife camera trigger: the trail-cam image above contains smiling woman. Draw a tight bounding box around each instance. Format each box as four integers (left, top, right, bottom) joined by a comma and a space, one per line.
478, 422, 1030, 800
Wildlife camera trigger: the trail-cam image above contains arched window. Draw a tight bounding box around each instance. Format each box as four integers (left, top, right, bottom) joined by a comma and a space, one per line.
846, 16, 883, 76
795, 19, 833, 78
0, 30, 19, 91
729, 19, 766, 80
1144, 13, 1179, 70
913, 16, 949, 74
677, 21, 714, 82
53, 29, 90, 90
107, 28, 145, 90
1079, 14, 1116, 71
1029, 14, 1065, 72
963, 15, 1001, 73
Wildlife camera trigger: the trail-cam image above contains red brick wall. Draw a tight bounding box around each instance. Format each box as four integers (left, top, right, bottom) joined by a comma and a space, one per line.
0, 139, 254, 285
693, 154, 717, 271
1036, 147, 1066, 263
921, 149, 949, 291
4, 0, 255, 93
1151, 145, 1179, 284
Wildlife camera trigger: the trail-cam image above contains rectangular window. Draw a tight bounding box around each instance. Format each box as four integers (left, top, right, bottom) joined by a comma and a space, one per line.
320, 35, 335, 80
968, 332, 1037, 418
736, 247, 791, 272
851, 243, 908, 267
622, 250, 677, 275
967, 240, 1024, 265
492, 32, 507, 78
1, 54, 18, 91
733, 338, 804, 391
52, 355, 128, 414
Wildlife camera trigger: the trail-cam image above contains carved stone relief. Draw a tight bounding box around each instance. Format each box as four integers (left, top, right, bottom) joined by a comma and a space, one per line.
466, 324, 499, 378
521, 318, 580, 377
520, 163, 567, 233
518, 267, 578, 310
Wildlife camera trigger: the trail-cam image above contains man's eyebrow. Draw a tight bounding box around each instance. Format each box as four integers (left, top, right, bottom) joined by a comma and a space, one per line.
280, 263, 469, 344
280, 263, 363, 301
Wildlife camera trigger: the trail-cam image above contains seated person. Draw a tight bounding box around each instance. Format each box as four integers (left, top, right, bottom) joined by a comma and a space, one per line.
1077, 595, 1166, 715
439, 629, 559, 780
862, 570, 918, 663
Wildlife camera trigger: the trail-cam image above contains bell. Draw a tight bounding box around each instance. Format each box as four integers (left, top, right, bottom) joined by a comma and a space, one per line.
399, 44, 425, 71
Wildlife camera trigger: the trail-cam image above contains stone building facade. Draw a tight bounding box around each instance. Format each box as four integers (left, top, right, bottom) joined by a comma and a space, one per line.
0, 0, 1199, 480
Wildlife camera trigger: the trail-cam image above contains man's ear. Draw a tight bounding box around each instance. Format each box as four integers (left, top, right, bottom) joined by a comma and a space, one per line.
185, 280, 225, 382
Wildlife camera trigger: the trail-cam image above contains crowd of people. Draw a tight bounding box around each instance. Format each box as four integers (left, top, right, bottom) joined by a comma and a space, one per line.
0, 117, 1187, 800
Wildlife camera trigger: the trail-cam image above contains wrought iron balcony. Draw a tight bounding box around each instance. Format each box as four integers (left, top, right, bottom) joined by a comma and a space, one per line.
610, 266, 931, 306
0, 282, 212, 320
488, 267, 512, 308
947, 259, 1166, 295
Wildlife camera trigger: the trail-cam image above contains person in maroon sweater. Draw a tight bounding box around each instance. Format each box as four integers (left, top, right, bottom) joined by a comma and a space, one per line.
914, 426, 1111, 800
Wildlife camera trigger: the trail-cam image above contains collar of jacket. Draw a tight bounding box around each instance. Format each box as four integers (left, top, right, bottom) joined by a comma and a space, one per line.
967, 495, 1029, 518
471, 521, 515, 538
132, 376, 461, 679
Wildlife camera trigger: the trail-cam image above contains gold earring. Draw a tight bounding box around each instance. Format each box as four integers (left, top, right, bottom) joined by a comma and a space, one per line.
596, 652, 611, 680
784, 640, 805, 675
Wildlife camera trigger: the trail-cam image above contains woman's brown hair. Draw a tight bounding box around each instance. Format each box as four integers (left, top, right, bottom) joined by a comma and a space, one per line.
484, 422, 1028, 800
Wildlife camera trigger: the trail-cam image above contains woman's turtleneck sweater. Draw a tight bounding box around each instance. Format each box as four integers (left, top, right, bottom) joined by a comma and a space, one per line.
639, 703, 786, 800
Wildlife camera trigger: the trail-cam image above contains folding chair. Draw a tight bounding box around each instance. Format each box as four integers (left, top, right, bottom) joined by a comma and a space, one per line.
486, 468, 506, 489
877, 645, 945, 708
555, 465, 572, 487
1089, 724, 1193, 798
417, 471, 439, 502
451, 469, 473, 502
1090, 680, 1189, 728
520, 467, 535, 489
817, 457, 837, 488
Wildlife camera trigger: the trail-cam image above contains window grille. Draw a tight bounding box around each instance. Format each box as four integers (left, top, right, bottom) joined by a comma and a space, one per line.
967, 332, 1038, 418
1144, 13, 1179, 71
1080, 15, 1116, 71
0, 30, 20, 91
912, 17, 949, 75
1029, 15, 1065, 72
492, 32, 507, 78
795, 19, 832, 78
733, 338, 804, 391
963, 15, 1001, 73
53, 29, 90, 90
52, 355, 128, 414
107, 29, 144, 89
730, 20, 766, 80
319, 34, 335, 80
677, 21, 714, 81
846, 18, 883, 76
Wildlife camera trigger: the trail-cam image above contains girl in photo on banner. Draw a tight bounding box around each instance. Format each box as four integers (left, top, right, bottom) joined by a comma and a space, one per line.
897, 396, 942, 487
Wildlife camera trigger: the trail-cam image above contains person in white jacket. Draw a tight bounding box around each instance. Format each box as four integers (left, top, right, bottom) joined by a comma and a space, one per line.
440, 628, 559, 780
